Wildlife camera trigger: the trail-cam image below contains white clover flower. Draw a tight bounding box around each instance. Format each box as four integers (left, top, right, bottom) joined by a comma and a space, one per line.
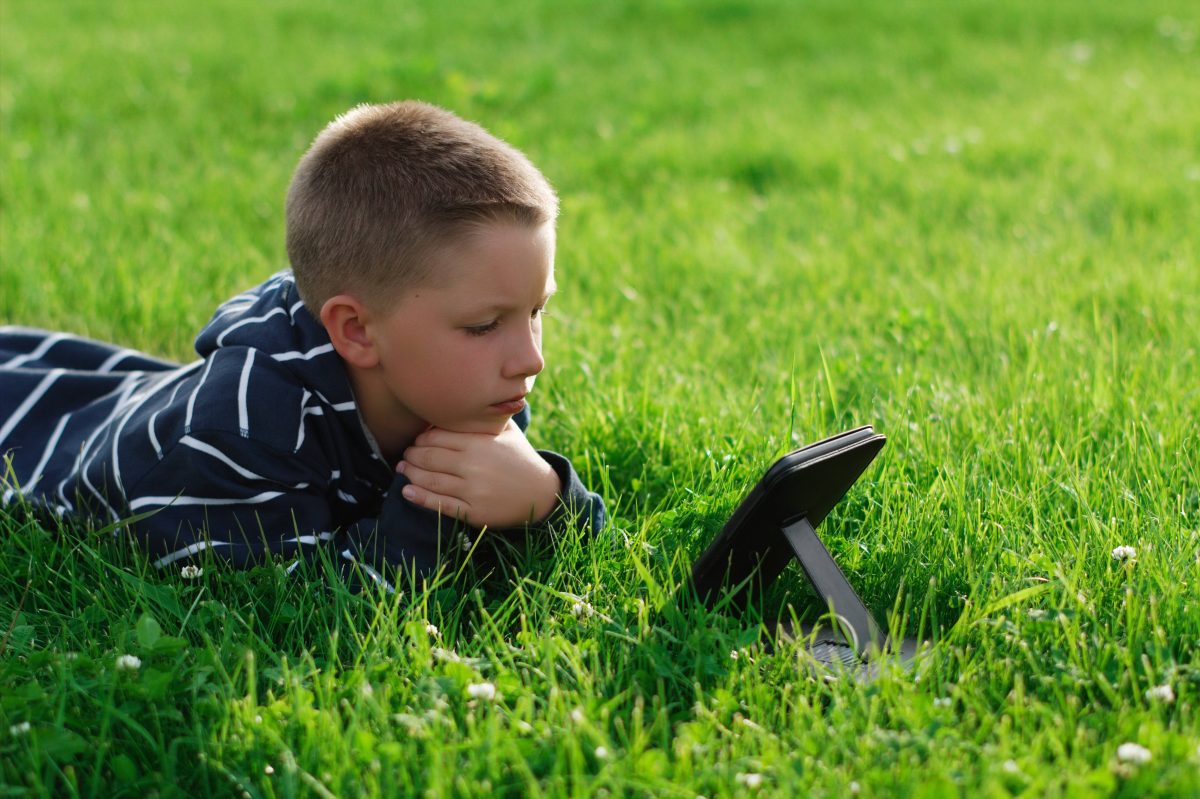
181, 565, 203, 580
570, 707, 586, 724
1116, 742, 1152, 764
729, 649, 739, 661
1002, 760, 1021, 774
9, 721, 31, 736
1112, 545, 1137, 562
933, 697, 952, 708
1145, 684, 1176, 703
849, 782, 861, 795
264, 765, 275, 775
424, 623, 440, 637
594, 745, 609, 759
1027, 609, 1046, 620
392, 713, 425, 734
1067, 41, 1094, 63
115, 654, 142, 671
735, 772, 763, 789
571, 601, 595, 619
466, 682, 496, 701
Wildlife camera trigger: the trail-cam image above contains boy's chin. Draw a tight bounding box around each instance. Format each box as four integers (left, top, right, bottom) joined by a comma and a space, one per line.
430, 416, 512, 436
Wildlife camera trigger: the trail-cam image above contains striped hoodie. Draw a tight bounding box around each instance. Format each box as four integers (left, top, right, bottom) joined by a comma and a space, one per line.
0, 271, 604, 588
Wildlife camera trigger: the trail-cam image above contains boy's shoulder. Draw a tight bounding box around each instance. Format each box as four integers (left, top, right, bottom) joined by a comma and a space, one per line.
181, 346, 309, 445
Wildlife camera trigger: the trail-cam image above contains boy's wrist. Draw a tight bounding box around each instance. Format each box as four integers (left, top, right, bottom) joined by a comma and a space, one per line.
532, 458, 563, 524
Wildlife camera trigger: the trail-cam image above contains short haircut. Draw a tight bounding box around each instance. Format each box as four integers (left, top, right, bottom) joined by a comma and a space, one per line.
285, 101, 558, 312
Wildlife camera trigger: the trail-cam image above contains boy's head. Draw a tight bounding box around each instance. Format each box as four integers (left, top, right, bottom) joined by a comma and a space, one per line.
285, 100, 558, 313
287, 102, 560, 448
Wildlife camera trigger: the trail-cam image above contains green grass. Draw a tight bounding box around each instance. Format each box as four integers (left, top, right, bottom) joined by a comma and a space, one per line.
3, 0, 1199, 796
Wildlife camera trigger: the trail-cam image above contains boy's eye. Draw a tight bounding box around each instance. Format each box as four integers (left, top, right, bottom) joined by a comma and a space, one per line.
465, 320, 499, 337
465, 304, 549, 336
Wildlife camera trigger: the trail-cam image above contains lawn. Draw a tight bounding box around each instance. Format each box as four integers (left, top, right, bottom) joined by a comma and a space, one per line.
2, 0, 1198, 796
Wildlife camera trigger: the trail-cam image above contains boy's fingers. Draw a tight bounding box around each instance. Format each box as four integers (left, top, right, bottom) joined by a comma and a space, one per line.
398, 462, 467, 498
400, 446, 463, 476
413, 427, 469, 450
400, 483, 470, 521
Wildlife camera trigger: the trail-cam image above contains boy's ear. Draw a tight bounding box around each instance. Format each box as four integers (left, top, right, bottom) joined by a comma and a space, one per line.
320, 294, 379, 369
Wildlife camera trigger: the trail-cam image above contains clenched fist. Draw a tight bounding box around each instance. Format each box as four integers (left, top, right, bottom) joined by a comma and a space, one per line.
397, 418, 561, 528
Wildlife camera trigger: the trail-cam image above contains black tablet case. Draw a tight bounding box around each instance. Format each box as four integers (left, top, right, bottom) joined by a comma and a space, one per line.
690, 426, 919, 678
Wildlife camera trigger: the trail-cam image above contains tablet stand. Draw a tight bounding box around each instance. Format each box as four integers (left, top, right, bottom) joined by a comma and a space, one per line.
781, 515, 884, 655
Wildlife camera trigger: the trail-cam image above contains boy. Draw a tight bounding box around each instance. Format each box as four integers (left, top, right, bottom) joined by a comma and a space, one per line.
0, 101, 604, 590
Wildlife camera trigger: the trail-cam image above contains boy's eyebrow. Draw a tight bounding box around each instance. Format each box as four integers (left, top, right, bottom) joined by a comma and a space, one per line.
466, 285, 557, 315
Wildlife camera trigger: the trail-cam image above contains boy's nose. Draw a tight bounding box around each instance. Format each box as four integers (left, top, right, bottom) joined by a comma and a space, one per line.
505, 325, 544, 379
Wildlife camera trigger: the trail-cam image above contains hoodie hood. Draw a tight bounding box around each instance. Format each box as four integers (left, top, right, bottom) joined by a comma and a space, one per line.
194, 270, 355, 401
195, 271, 322, 355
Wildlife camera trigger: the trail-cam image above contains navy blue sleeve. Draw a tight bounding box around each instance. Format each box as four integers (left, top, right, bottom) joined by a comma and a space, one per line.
123, 404, 604, 588
122, 430, 453, 588
534, 449, 607, 535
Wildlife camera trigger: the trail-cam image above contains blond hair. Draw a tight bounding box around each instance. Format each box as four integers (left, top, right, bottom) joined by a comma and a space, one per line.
285, 101, 558, 312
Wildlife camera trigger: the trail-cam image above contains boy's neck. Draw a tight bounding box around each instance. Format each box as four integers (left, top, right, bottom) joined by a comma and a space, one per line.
344, 365, 423, 465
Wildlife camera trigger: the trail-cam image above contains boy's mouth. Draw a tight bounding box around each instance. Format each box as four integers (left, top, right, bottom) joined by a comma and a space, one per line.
489, 394, 527, 415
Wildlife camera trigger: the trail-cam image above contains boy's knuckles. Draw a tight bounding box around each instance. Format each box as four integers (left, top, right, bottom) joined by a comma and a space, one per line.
403, 450, 430, 468
419, 428, 457, 447
423, 450, 459, 472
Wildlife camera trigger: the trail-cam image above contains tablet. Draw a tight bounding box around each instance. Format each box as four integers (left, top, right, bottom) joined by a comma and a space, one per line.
687, 425, 925, 678
690, 425, 885, 611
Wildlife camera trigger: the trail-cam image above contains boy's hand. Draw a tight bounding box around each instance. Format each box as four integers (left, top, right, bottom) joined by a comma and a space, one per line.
397, 419, 561, 528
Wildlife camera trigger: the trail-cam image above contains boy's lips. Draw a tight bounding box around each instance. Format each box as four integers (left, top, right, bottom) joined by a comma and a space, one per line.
489, 394, 527, 414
